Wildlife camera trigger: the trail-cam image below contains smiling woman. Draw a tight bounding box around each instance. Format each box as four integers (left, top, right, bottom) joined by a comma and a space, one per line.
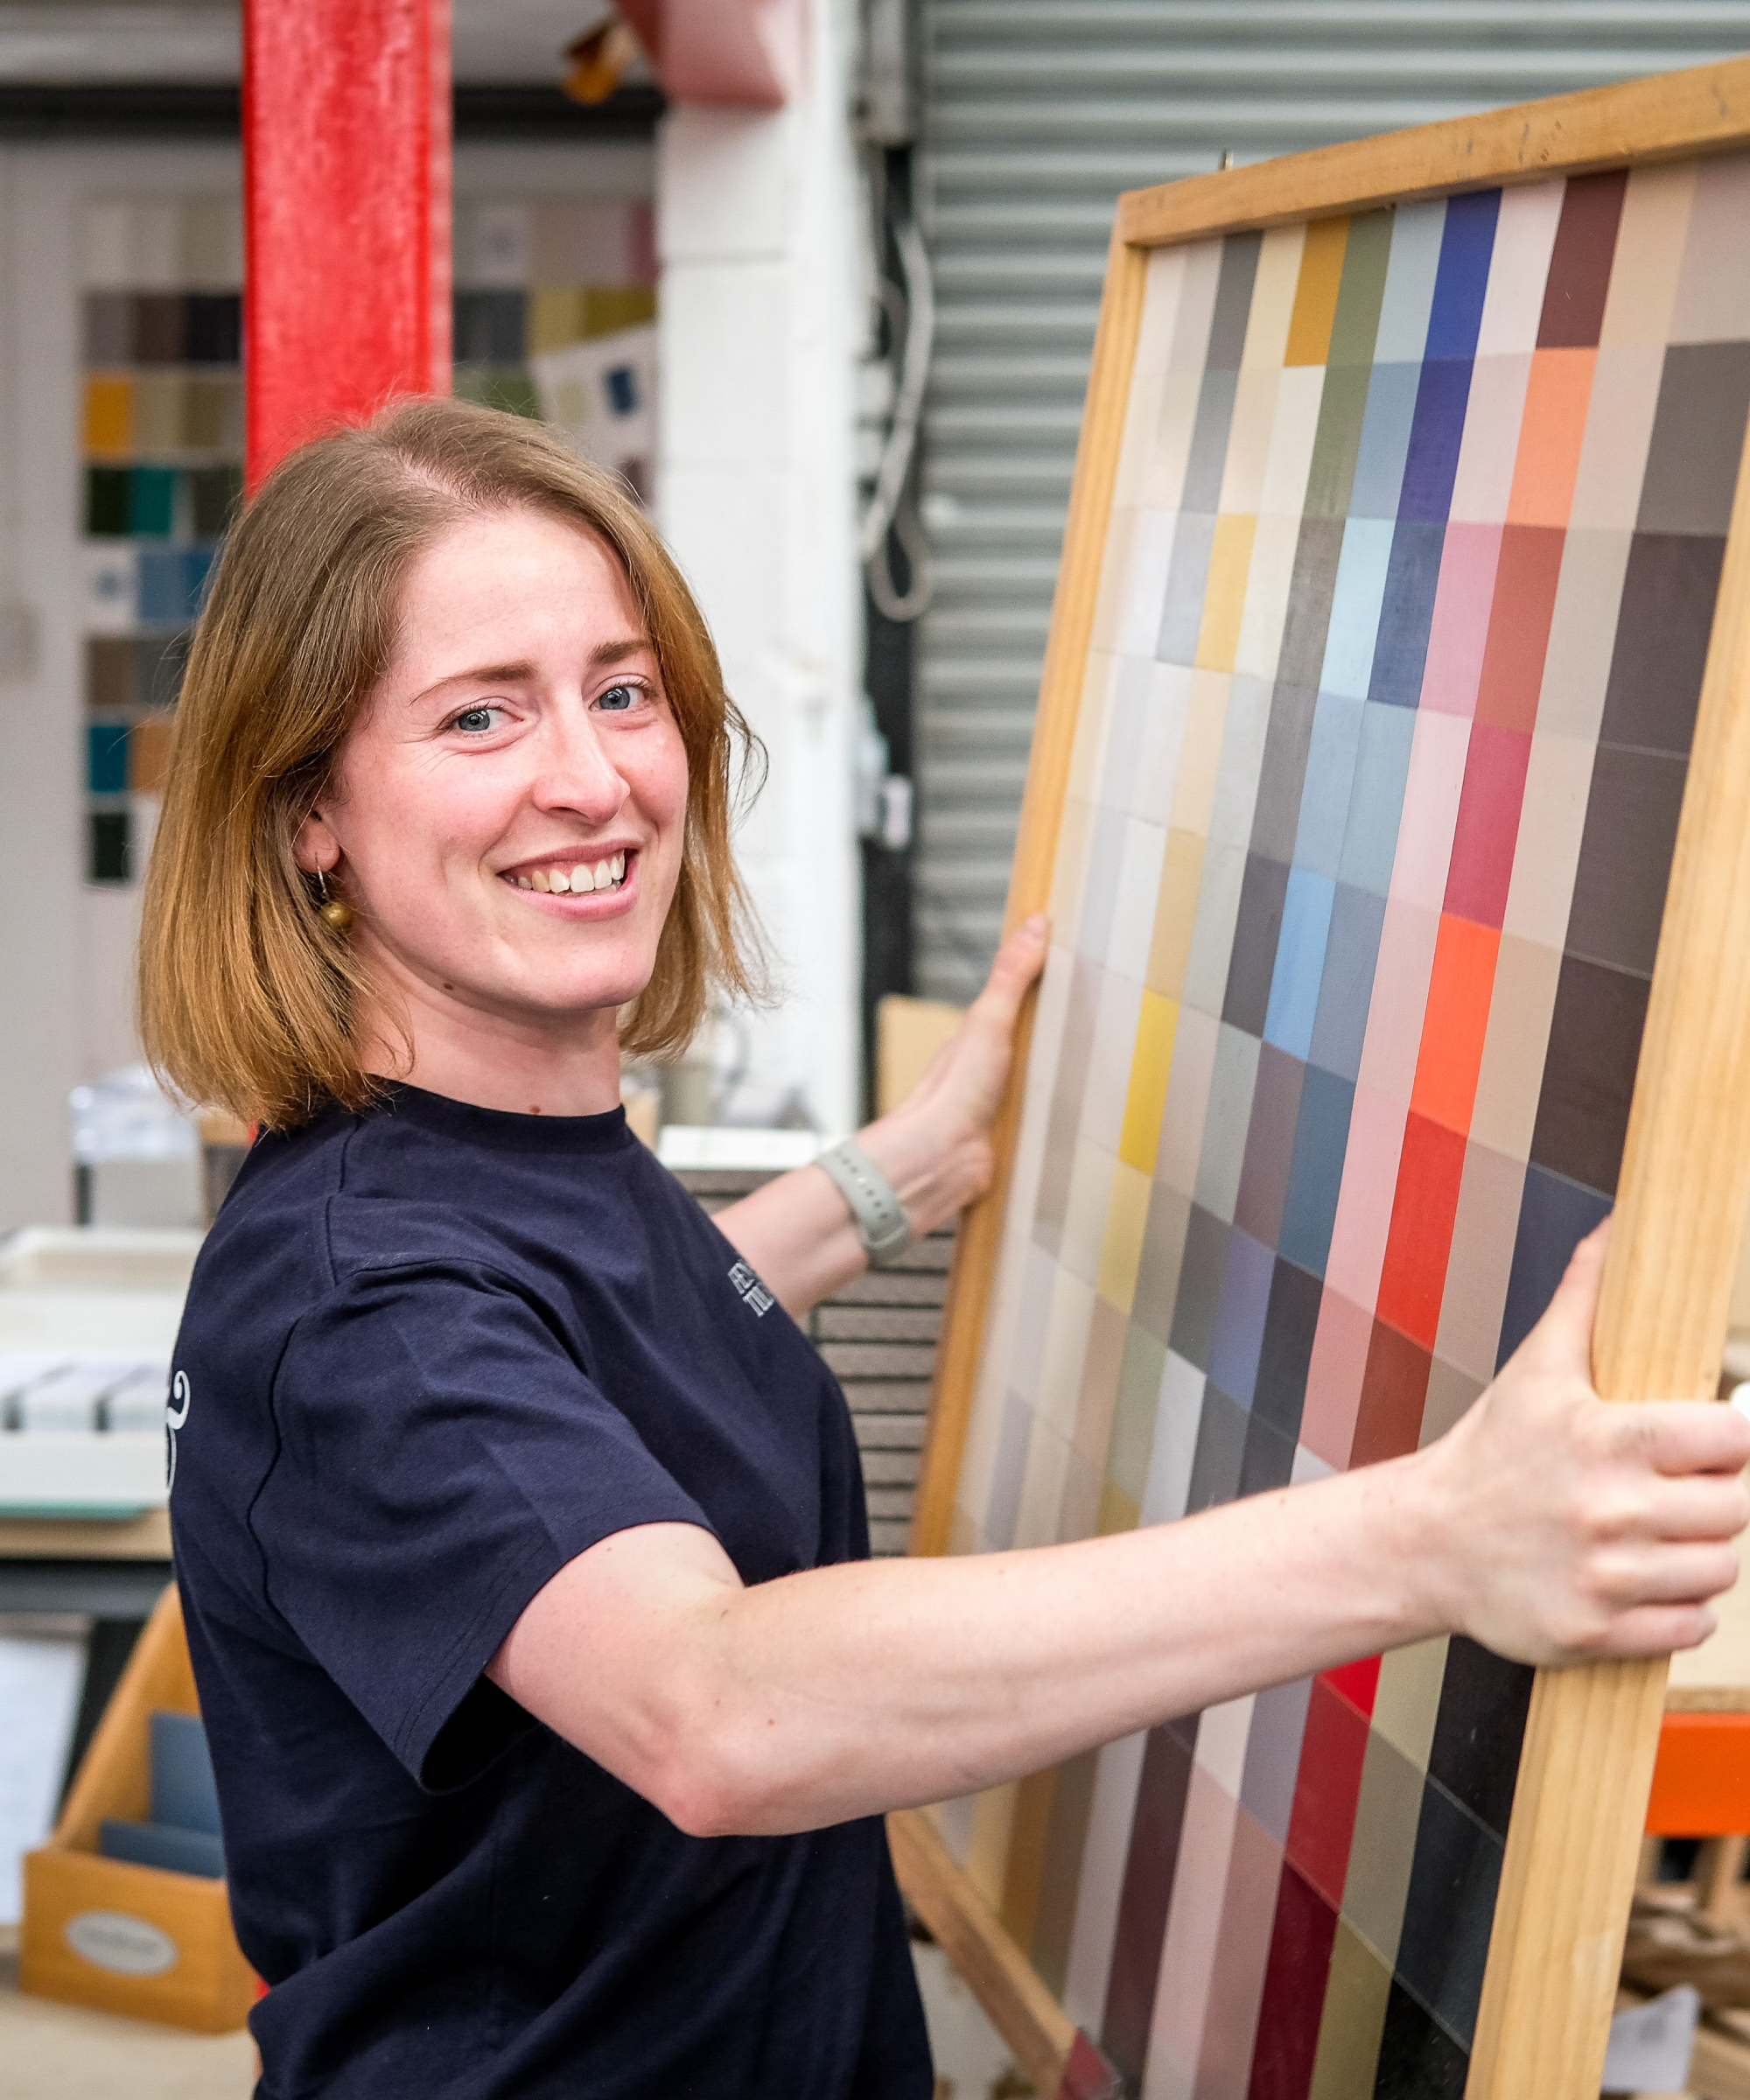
139, 398, 764, 1130
131, 397, 1750, 2100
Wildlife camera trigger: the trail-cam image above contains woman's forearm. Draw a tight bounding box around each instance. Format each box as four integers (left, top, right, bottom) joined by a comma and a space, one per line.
711, 1102, 991, 1314
495, 1452, 1441, 1838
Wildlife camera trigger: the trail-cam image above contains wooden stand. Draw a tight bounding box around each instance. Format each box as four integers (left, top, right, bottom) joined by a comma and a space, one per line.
20, 1586, 256, 2034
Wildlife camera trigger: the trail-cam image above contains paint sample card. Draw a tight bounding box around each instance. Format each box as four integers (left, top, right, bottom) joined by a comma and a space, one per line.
942, 154, 1750, 2097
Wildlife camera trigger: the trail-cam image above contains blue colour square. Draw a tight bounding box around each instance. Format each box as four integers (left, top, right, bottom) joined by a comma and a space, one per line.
1349, 363, 1422, 518
185, 543, 218, 613
1368, 518, 1447, 706
606, 364, 640, 416
99, 1817, 224, 1879
1496, 1166, 1608, 1371
1336, 701, 1416, 896
1292, 692, 1365, 877
1320, 519, 1396, 700
1423, 189, 1501, 361
1264, 868, 1336, 1059
87, 722, 130, 795
1398, 360, 1477, 522
137, 548, 189, 626
1308, 883, 1386, 1082
1278, 1065, 1355, 1275
1207, 1228, 1276, 1409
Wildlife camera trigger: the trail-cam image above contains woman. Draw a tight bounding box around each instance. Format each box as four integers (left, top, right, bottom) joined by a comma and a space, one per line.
142, 398, 1749, 2099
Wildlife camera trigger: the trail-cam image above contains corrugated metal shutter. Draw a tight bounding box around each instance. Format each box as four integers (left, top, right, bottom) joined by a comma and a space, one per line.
914, 0, 1750, 1002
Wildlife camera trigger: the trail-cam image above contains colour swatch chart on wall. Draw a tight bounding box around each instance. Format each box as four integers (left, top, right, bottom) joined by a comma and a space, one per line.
80, 198, 243, 886
453, 197, 656, 500
942, 158, 1750, 2096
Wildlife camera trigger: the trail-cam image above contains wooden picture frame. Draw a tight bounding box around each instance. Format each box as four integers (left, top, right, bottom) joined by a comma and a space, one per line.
892, 54, 1750, 2100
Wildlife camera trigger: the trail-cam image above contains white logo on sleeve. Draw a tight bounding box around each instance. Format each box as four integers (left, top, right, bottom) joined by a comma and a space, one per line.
727, 1262, 774, 1317
165, 1370, 191, 1489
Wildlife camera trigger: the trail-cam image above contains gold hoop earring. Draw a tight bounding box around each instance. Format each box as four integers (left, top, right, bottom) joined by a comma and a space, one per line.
316, 868, 354, 932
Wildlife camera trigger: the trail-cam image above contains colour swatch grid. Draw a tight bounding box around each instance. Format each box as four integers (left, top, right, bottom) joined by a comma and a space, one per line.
940, 156, 1750, 2098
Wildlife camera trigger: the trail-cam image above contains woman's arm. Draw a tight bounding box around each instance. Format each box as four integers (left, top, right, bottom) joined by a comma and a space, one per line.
711, 916, 1048, 1314
488, 1228, 1750, 1838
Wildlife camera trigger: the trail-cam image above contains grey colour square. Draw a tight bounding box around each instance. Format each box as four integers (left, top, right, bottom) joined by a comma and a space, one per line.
1181, 368, 1242, 514
1222, 854, 1291, 1038
1292, 690, 1367, 878
1278, 1064, 1357, 1278
1208, 1225, 1277, 1407
1248, 683, 1321, 864
1234, 1042, 1307, 1249
1636, 340, 1750, 538
1564, 745, 1686, 979
1308, 882, 1387, 1082
1194, 1023, 1264, 1221
1168, 1203, 1231, 1370
1184, 1381, 1250, 1514
983, 1389, 1036, 1551
1132, 1180, 1194, 1345
1276, 517, 1348, 690
1348, 362, 1423, 519
1208, 229, 1264, 369
1157, 511, 1218, 668
1337, 701, 1417, 896
1240, 1676, 1313, 1845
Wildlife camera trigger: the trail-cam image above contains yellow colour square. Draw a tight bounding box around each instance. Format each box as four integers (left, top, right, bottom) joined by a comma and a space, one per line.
1194, 513, 1256, 672
583, 285, 657, 338
1117, 989, 1180, 1174
528, 285, 591, 354
84, 375, 132, 457
1146, 830, 1206, 998
1096, 1480, 1139, 1536
1284, 216, 1350, 366
1096, 1159, 1154, 1312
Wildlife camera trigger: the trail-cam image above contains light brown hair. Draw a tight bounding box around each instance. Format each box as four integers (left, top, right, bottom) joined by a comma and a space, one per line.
139, 396, 765, 1129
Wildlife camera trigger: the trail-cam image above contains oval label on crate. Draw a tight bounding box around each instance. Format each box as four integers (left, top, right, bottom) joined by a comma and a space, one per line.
64, 1908, 178, 1977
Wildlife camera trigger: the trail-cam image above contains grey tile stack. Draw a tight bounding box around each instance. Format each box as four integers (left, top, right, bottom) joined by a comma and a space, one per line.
672, 1168, 954, 1556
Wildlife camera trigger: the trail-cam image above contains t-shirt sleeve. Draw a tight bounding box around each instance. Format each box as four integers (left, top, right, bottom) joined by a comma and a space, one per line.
253, 1257, 712, 1788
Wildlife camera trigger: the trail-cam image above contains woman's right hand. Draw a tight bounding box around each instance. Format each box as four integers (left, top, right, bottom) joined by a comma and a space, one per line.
1413, 1221, 1750, 1666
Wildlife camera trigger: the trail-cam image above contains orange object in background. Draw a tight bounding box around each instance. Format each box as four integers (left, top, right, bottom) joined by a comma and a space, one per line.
1645, 1713, 1750, 1837
21, 1587, 257, 2034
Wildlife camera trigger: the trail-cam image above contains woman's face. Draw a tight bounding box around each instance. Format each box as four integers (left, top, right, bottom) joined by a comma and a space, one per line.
298, 508, 689, 1049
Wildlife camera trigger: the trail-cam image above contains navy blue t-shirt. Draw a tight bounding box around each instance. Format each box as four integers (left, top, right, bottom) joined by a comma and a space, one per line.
168, 1084, 933, 2099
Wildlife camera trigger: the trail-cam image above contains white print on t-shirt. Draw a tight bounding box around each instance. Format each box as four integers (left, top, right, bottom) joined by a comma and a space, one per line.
726, 1262, 774, 1318
165, 1370, 191, 1489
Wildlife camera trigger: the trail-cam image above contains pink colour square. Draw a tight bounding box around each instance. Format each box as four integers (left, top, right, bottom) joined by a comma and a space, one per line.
1420, 522, 1504, 718
1324, 1086, 1410, 1313
1146, 1761, 1241, 2086
1386, 712, 1472, 911
1300, 1287, 1378, 1471
1355, 899, 1442, 1109
1444, 726, 1534, 930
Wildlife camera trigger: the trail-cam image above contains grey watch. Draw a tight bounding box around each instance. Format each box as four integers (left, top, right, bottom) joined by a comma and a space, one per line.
816, 1138, 912, 1266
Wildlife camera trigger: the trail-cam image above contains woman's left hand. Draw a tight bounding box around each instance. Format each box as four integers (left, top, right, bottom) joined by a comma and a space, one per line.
872, 913, 1050, 1228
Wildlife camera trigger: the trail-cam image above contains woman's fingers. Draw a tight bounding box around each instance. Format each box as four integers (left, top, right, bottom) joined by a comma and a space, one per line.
972, 914, 1048, 1026
1608, 1397, 1750, 1480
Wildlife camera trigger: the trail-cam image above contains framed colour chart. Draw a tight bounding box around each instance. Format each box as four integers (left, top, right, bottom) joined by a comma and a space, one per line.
891, 56, 1750, 2100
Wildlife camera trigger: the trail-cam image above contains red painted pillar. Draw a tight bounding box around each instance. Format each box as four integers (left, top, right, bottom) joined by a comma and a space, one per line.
242, 0, 452, 489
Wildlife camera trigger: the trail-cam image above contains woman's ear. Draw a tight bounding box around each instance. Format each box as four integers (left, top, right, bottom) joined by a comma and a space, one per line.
293, 808, 340, 877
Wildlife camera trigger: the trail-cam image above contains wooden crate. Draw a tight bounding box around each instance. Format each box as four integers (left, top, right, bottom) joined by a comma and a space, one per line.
20, 1584, 256, 2033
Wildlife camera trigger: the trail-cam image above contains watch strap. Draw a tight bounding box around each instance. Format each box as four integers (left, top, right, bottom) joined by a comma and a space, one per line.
816, 1138, 912, 1267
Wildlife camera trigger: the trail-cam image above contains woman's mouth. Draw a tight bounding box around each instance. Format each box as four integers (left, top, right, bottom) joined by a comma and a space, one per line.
504, 851, 627, 895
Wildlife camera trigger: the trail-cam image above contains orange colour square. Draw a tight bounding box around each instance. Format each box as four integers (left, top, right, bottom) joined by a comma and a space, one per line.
1409, 914, 1502, 1136
83, 375, 133, 458
1506, 346, 1598, 528
1284, 218, 1350, 367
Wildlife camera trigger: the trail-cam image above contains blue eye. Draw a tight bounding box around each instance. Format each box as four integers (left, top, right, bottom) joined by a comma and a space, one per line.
598, 683, 638, 713
452, 705, 504, 734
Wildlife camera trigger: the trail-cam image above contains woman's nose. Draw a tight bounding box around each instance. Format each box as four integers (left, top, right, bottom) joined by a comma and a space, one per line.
533, 717, 629, 824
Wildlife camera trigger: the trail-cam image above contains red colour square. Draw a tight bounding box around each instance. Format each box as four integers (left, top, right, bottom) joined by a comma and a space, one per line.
1474, 523, 1565, 732
1375, 1112, 1468, 1348
1409, 914, 1502, 1136
1284, 1679, 1370, 1910
1245, 1863, 1340, 2100
1320, 1655, 1382, 1718
1442, 724, 1533, 930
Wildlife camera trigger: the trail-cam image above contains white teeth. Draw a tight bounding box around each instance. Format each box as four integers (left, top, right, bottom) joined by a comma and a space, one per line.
567, 864, 588, 892
592, 862, 611, 892
531, 868, 551, 892
518, 856, 627, 895
612, 853, 625, 882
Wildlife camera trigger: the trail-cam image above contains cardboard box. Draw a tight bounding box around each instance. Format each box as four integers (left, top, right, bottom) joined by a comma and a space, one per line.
21, 1585, 256, 2033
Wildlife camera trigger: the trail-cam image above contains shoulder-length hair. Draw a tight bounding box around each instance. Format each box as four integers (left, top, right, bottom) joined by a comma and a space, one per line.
139, 396, 765, 1129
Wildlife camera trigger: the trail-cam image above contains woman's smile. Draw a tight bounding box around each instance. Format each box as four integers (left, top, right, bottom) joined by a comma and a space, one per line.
500, 847, 636, 904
